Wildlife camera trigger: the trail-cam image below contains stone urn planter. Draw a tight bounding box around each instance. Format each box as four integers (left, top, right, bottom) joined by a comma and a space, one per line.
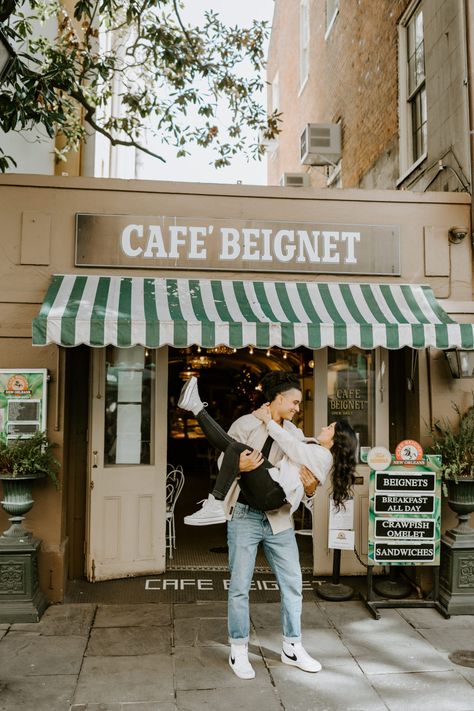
0, 473, 45, 542
0, 431, 59, 542
446, 477, 474, 535
429, 399, 474, 615
0, 432, 59, 623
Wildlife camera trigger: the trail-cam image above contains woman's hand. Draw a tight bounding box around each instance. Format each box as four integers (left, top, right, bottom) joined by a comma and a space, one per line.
239, 448, 264, 471
300, 465, 319, 497
252, 403, 271, 424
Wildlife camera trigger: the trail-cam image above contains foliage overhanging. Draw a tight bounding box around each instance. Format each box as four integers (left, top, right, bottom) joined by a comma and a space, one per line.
0, 0, 280, 171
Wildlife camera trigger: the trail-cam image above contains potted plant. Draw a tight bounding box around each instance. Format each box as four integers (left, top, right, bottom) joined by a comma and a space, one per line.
428, 396, 474, 534
0, 431, 60, 541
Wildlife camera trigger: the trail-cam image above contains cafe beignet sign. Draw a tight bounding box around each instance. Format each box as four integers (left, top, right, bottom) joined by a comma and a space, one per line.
75, 214, 400, 275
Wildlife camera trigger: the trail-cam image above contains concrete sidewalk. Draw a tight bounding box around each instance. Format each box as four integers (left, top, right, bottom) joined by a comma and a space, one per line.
1, 599, 474, 711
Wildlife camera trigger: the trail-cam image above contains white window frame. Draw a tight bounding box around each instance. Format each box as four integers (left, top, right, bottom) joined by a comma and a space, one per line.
325, 0, 340, 40
398, 1, 427, 180
299, 0, 310, 92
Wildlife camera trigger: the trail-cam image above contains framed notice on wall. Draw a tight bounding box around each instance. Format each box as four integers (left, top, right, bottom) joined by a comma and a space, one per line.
0, 369, 48, 441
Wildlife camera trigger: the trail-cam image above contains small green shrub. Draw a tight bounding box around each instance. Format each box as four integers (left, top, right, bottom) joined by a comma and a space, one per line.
428, 395, 474, 492
0, 431, 60, 488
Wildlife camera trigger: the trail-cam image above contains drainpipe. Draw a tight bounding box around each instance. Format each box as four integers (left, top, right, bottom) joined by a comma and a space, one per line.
462, 0, 474, 241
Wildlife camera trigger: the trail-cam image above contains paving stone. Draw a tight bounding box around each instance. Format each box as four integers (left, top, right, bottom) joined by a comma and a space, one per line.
73, 654, 174, 705
11, 603, 96, 636
418, 626, 474, 654
0, 674, 77, 711
70, 704, 176, 710
257, 628, 357, 670
270, 664, 387, 711
173, 644, 272, 689
94, 604, 171, 628
0, 632, 87, 677
174, 615, 230, 647
250, 600, 331, 630
398, 607, 474, 629
318, 601, 413, 637
173, 601, 228, 619
341, 628, 453, 675
176, 687, 282, 711
456, 664, 474, 688
369, 669, 474, 710
86, 625, 171, 656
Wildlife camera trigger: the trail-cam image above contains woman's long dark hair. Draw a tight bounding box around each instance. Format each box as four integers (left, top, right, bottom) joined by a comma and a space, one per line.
330, 419, 358, 509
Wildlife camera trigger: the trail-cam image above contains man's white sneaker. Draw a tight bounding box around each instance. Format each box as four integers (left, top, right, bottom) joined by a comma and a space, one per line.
281, 641, 322, 673
229, 644, 255, 679
177, 376, 205, 416
184, 494, 226, 526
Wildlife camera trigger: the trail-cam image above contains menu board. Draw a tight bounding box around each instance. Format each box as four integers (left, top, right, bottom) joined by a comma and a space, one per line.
368, 456, 441, 566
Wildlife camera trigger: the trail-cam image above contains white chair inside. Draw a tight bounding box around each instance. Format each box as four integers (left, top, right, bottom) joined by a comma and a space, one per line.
166, 464, 185, 559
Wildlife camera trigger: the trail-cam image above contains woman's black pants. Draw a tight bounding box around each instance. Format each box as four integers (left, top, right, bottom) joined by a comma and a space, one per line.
196, 409, 287, 511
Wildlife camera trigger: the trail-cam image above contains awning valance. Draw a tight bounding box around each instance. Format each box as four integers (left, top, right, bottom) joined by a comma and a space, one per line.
32, 274, 474, 350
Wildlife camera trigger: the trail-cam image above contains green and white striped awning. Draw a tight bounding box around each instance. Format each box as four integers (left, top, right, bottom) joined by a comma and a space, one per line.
32, 274, 474, 350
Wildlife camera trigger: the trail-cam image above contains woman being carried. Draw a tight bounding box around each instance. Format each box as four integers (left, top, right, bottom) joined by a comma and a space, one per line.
178, 376, 357, 525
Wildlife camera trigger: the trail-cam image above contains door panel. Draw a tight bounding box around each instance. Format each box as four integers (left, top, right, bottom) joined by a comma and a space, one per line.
87, 347, 168, 581
312, 347, 388, 575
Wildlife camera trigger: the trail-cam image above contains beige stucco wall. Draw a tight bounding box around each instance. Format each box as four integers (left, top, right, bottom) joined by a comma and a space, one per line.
0, 175, 472, 596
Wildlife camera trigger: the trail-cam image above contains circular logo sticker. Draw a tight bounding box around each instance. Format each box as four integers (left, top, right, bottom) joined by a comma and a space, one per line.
367, 446, 392, 471
395, 439, 424, 463
6, 374, 29, 392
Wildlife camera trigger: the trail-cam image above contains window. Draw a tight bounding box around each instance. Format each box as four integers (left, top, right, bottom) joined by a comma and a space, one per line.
325, 0, 339, 38
399, 4, 427, 175
271, 72, 279, 115
299, 0, 309, 89
104, 346, 155, 465
327, 348, 375, 452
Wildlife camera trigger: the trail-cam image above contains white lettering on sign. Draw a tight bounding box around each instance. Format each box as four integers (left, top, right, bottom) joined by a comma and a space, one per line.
144, 578, 315, 591
120, 224, 362, 266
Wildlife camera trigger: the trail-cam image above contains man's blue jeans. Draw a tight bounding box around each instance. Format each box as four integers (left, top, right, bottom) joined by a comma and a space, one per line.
227, 502, 302, 645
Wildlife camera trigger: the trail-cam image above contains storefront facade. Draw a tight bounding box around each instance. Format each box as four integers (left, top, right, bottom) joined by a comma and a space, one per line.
0, 174, 473, 601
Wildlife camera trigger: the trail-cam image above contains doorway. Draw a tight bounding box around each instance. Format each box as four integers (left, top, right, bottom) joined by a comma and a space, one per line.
166, 346, 315, 571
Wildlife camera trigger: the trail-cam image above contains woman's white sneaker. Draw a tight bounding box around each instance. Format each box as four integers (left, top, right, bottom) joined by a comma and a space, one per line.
177, 376, 206, 416
229, 644, 255, 679
281, 641, 322, 672
184, 494, 226, 525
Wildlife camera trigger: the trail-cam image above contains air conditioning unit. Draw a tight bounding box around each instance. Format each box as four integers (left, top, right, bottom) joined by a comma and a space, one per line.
300, 123, 341, 166
280, 173, 310, 188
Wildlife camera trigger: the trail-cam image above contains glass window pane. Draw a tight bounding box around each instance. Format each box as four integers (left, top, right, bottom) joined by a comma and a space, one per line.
415, 9, 423, 48
415, 42, 425, 85
408, 55, 416, 94
104, 346, 155, 466
327, 348, 375, 455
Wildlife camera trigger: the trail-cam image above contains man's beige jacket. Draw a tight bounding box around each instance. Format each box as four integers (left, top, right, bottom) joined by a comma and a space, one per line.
221, 413, 308, 534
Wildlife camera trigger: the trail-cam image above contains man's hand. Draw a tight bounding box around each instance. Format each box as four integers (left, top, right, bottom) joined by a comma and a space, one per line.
300, 465, 318, 497
239, 449, 264, 472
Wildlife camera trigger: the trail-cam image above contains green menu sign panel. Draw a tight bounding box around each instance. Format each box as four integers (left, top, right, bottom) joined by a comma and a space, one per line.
368, 455, 442, 566
0, 369, 48, 441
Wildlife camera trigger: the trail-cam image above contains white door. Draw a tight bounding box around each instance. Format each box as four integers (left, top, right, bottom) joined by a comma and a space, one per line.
312, 347, 389, 575
86, 346, 168, 581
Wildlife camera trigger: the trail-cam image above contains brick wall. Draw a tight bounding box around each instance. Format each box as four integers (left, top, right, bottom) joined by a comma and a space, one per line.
267, 0, 410, 188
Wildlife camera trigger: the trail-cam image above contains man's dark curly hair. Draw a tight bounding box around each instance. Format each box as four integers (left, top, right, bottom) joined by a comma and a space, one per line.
260, 371, 301, 403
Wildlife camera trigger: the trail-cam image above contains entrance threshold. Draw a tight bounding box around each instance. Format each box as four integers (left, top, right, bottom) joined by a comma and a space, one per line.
66, 571, 367, 604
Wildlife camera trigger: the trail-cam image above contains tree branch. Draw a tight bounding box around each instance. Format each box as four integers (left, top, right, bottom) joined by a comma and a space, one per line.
69, 89, 166, 161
